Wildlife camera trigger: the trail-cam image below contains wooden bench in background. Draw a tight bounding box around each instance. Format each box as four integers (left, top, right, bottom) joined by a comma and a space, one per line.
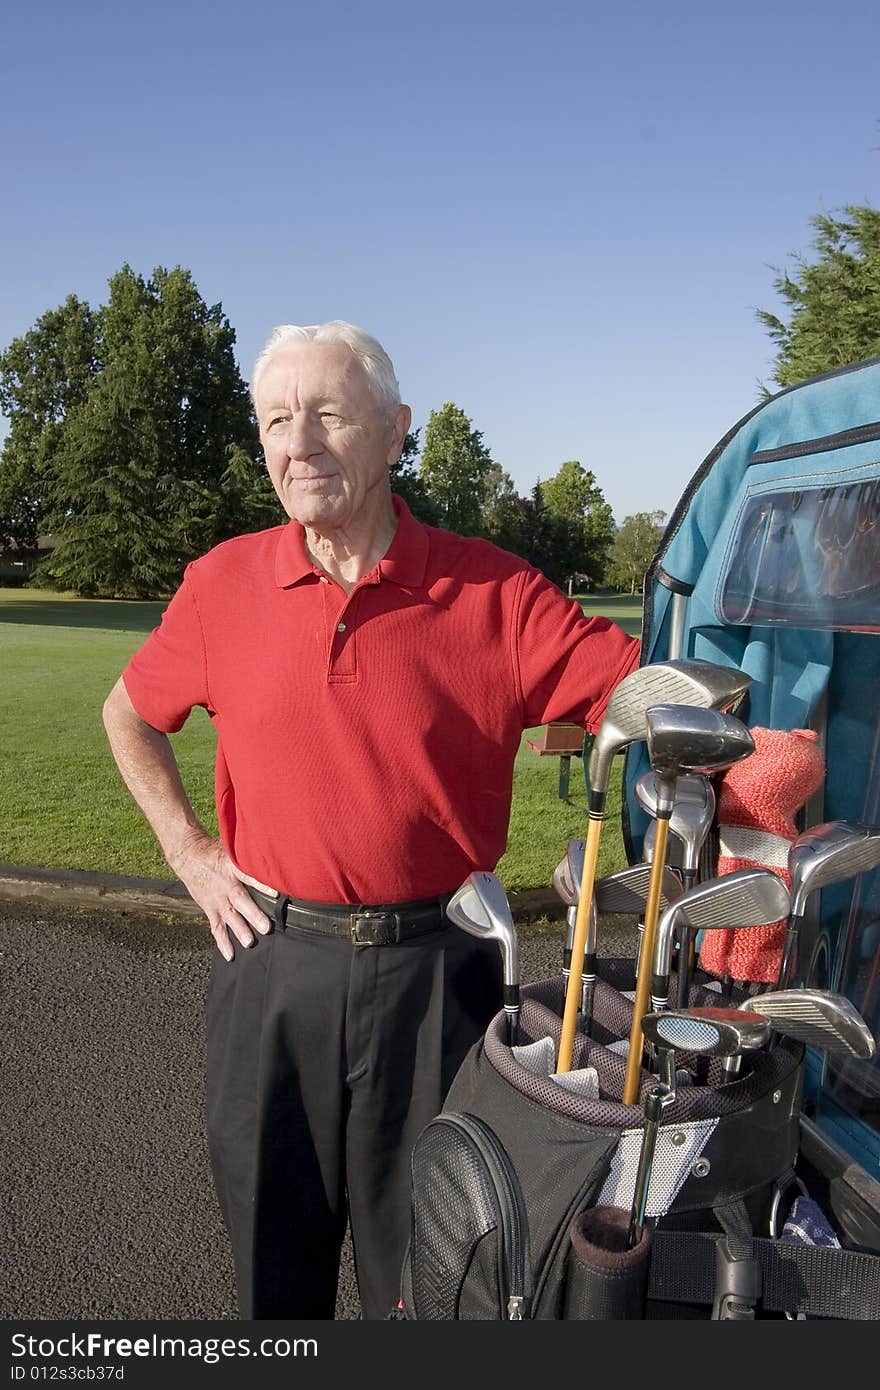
525, 722, 591, 800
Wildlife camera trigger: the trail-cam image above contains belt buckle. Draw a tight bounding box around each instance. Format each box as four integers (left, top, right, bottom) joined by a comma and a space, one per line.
349, 910, 394, 946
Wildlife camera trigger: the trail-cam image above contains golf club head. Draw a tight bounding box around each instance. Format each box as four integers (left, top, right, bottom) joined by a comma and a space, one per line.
552, 854, 575, 906
593, 861, 684, 915
553, 839, 589, 906
645, 705, 754, 814
446, 871, 519, 990
642, 818, 686, 875
741, 989, 876, 1058
562, 899, 598, 968
788, 820, 880, 918
636, 772, 716, 876
588, 660, 752, 802
652, 868, 791, 1000
558, 840, 598, 966
641, 1006, 771, 1059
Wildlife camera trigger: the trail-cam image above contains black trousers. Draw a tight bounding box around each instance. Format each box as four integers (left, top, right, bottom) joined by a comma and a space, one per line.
204, 912, 502, 1320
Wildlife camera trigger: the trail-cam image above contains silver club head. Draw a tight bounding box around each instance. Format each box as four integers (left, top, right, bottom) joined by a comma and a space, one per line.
588, 659, 752, 803
446, 871, 519, 989
651, 868, 791, 1005
556, 839, 599, 970
636, 772, 716, 877
552, 854, 575, 906
593, 861, 684, 915
552, 839, 589, 907
741, 989, 876, 1058
645, 705, 754, 816
788, 820, 880, 918
641, 1006, 772, 1060
447, 872, 520, 1045
561, 899, 598, 966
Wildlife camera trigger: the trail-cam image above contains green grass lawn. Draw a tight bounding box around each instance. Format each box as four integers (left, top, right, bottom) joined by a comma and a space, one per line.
0, 587, 634, 888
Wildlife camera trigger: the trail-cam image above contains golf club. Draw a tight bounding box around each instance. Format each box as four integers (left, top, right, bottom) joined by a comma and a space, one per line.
593, 861, 685, 916
650, 868, 792, 1013
447, 871, 520, 1044
627, 1079, 675, 1248
638, 771, 717, 1006
628, 1005, 770, 1245
779, 821, 880, 988
643, 1004, 771, 1074
553, 852, 685, 1033
740, 988, 876, 1058
636, 772, 717, 891
622, 705, 755, 1103
553, 843, 598, 1022
594, 860, 685, 994
557, 658, 752, 1074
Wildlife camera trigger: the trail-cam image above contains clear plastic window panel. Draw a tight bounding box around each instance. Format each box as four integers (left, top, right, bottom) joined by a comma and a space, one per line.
719, 479, 880, 632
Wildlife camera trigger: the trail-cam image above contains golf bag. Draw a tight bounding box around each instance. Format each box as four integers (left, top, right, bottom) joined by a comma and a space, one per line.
627, 353, 880, 1211
396, 973, 880, 1319
400, 967, 880, 1323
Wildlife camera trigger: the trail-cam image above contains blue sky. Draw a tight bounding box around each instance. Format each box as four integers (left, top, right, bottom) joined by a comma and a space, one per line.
2, 0, 879, 524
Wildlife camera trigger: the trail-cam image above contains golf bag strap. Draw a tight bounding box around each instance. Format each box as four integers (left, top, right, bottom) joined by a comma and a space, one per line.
713, 1200, 760, 1319
647, 1230, 880, 1319
715, 1199, 754, 1260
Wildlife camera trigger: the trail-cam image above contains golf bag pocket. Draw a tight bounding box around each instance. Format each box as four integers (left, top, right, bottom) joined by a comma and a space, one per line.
400, 1112, 533, 1320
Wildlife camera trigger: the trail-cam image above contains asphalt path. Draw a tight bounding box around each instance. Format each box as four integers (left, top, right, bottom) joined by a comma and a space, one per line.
1, 896, 638, 1322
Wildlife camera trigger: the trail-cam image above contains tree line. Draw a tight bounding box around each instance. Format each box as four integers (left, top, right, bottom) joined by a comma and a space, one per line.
2, 193, 877, 599
0, 264, 664, 598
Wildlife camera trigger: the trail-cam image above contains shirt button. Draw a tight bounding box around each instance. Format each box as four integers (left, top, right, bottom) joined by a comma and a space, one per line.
337, 622, 346, 632
319, 576, 329, 584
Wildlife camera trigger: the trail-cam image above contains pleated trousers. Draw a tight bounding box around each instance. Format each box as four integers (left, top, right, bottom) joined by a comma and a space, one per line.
205, 913, 502, 1319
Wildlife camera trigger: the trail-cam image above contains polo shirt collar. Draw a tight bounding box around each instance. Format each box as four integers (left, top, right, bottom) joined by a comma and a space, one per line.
273, 493, 429, 589
378, 495, 429, 588
274, 522, 314, 588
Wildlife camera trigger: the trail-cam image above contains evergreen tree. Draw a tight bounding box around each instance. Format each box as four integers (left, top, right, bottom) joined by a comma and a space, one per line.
758, 204, 880, 390
0, 264, 279, 596
0, 295, 99, 546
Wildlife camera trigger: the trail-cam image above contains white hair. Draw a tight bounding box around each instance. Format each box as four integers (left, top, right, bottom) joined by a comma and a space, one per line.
251, 320, 402, 412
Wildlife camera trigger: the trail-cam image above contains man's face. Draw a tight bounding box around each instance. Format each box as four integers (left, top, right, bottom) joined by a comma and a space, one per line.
255, 342, 410, 532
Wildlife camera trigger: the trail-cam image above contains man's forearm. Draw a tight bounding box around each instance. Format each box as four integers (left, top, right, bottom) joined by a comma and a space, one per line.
102, 677, 208, 871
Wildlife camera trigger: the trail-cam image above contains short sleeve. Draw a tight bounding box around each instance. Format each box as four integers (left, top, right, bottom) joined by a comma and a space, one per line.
514, 568, 640, 733
122, 567, 211, 732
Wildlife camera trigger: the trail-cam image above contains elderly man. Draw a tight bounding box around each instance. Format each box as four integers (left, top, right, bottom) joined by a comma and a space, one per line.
102, 320, 639, 1321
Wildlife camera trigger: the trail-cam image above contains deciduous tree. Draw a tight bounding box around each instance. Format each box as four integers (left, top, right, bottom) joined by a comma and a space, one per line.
418, 402, 493, 535
606, 510, 667, 594
541, 459, 615, 589
388, 428, 440, 525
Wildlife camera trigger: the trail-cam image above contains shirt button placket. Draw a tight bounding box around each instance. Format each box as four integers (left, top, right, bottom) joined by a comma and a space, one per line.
325, 590, 358, 680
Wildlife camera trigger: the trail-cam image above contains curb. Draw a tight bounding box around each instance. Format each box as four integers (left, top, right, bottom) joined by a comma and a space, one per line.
0, 863, 565, 925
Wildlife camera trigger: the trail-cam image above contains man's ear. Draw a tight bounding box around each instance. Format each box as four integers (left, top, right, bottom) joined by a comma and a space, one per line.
387, 404, 412, 465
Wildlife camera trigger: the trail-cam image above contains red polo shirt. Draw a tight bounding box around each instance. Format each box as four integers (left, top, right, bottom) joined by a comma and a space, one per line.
123, 496, 639, 902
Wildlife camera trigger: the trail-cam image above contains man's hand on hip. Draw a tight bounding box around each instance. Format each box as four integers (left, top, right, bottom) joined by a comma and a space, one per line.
168, 828, 274, 961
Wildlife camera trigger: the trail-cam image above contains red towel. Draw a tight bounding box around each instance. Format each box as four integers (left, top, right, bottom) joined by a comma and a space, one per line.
698, 727, 825, 983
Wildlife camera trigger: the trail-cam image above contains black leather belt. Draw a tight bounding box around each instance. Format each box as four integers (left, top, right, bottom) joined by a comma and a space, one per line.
246, 886, 453, 946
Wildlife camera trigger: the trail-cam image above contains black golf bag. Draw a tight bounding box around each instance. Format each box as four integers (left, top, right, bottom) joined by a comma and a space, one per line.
396, 971, 880, 1319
